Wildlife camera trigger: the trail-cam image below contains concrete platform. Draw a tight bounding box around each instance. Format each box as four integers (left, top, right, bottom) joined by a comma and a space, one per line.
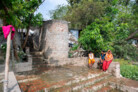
15, 65, 138, 92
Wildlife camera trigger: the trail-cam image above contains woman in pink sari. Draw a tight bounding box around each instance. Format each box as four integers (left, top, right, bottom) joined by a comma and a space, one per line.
103, 50, 113, 71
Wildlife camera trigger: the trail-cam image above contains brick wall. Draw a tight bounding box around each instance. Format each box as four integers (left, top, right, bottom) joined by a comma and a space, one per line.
40, 20, 69, 60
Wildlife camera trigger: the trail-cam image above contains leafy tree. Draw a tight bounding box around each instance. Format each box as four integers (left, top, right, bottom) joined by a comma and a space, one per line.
79, 0, 138, 60
67, 0, 82, 6
49, 0, 138, 60
113, 40, 138, 61
49, 5, 68, 19
51, 0, 129, 30
0, 0, 44, 60
65, 0, 108, 29
0, 0, 44, 27
125, 0, 138, 41
21, 12, 43, 49
79, 18, 115, 56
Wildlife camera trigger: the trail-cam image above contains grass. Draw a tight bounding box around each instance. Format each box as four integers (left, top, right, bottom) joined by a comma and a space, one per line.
114, 59, 138, 81
0, 83, 3, 92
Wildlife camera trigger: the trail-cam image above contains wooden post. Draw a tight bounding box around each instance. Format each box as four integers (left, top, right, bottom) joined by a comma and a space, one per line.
4, 29, 12, 92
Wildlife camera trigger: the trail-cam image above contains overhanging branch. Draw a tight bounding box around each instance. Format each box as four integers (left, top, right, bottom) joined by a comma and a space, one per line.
126, 30, 138, 41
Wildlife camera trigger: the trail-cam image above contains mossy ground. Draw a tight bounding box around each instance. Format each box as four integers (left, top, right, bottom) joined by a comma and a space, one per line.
0, 83, 3, 92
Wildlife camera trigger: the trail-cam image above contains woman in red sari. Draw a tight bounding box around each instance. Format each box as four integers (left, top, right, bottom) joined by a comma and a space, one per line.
103, 50, 113, 71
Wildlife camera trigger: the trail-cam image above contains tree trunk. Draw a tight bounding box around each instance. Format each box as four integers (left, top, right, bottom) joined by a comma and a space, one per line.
22, 26, 30, 49
20, 29, 23, 43
12, 36, 19, 61
39, 26, 43, 49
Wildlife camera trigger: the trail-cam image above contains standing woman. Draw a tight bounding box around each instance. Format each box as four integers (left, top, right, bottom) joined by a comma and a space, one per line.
103, 50, 113, 71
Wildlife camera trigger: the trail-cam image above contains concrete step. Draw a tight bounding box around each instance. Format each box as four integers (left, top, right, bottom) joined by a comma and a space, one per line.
96, 85, 113, 92
30, 51, 43, 56
81, 77, 113, 92
32, 56, 43, 59
49, 73, 111, 92
18, 66, 119, 92
109, 77, 138, 92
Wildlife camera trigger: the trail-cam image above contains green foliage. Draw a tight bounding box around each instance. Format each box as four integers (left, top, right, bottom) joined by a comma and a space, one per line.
18, 50, 26, 61
67, 0, 81, 6
1, 43, 7, 53
1, 43, 7, 59
121, 65, 138, 81
31, 13, 43, 27
0, 0, 44, 28
114, 59, 138, 81
68, 52, 73, 58
78, 10, 123, 55
0, 27, 3, 36
64, 0, 108, 29
114, 58, 131, 65
79, 0, 138, 60
79, 22, 104, 52
71, 44, 79, 51
79, 18, 117, 55
113, 40, 138, 61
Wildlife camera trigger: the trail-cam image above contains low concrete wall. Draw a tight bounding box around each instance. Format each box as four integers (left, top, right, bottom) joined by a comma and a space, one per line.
46, 57, 120, 78
109, 80, 138, 92
45, 57, 88, 66
0, 55, 32, 73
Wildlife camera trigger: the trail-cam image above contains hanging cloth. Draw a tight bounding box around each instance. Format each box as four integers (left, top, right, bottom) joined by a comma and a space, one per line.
2, 25, 16, 40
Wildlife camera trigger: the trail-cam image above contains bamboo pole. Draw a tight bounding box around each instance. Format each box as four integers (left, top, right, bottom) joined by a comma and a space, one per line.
4, 29, 12, 92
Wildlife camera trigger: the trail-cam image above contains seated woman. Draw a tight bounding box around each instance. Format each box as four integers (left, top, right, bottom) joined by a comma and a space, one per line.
103, 50, 113, 71
98, 51, 106, 69
88, 52, 95, 68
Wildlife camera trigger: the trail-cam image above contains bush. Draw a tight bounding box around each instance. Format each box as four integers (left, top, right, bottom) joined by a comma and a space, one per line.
71, 44, 79, 51
18, 50, 26, 62
114, 59, 138, 81
68, 52, 73, 58
1, 43, 7, 60
121, 65, 138, 81
1, 43, 7, 53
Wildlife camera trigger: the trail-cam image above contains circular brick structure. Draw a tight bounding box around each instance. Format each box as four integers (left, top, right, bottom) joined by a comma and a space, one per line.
41, 20, 69, 59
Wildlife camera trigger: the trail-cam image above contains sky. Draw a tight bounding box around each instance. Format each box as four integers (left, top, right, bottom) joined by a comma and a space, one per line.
35, 0, 68, 20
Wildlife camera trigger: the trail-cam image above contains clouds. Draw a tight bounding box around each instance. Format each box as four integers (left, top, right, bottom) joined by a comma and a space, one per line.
35, 0, 68, 20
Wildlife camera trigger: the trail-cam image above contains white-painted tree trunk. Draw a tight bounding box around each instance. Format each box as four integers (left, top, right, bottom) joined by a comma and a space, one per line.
4, 29, 12, 92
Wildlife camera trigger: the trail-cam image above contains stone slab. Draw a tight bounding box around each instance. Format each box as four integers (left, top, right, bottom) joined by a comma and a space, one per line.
8, 72, 21, 92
